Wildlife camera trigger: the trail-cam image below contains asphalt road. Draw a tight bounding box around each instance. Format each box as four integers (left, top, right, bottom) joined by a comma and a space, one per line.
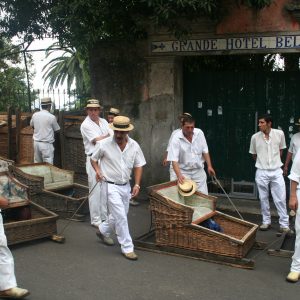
10, 199, 300, 300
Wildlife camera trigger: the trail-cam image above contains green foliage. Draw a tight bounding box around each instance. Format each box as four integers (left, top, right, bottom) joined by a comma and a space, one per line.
42, 42, 91, 96
0, 0, 273, 51
0, 0, 52, 40
0, 38, 33, 111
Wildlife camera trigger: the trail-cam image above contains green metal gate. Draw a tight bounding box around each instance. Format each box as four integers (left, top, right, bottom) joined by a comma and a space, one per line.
183, 70, 300, 184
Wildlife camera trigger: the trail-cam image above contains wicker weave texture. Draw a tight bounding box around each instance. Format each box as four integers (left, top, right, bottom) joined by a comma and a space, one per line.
74, 173, 88, 186
149, 196, 193, 228
18, 126, 34, 164
150, 196, 257, 258
9, 165, 44, 196
31, 185, 89, 217
63, 124, 86, 174
4, 202, 58, 245
0, 127, 16, 159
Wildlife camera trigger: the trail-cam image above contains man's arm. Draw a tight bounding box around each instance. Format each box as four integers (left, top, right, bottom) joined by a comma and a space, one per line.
202, 152, 216, 176
289, 180, 298, 211
284, 151, 293, 176
93, 134, 109, 144
172, 161, 185, 184
162, 151, 168, 166
131, 166, 143, 198
90, 158, 103, 182
280, 149, 284, 157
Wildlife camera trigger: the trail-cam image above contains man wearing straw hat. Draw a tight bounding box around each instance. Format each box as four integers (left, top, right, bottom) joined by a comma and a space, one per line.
167, 115, 216, 195
30, 97, 60, 164
106, 107, 140, 206
80, 99, 110, 228
91, 116, 146, 260
284, 118, 300, 176
106, 107, 120, 125
0, 196, 30, 299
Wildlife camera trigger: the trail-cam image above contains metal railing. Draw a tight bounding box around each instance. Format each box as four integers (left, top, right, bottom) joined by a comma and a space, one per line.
0, 88, 88, 112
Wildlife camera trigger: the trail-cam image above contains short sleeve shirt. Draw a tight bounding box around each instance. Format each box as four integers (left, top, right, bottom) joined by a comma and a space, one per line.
249, 128, 286, 169
166, 128, 181, 152
288, 132, 300, 160
167, 128, 209, 170
91, 136, 146, 184
288, 149, 300, 189
30, 110, 60, 143
80, 116, 109, 155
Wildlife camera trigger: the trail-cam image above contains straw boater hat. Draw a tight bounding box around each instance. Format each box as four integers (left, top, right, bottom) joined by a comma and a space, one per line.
108, 108, 120, 116
0, 120, 7, 128
178, 179, 197, 197
295, 118, 300, 126
41, 97, 52, 105
110, 116, 134, 131
85, 99, 102, 109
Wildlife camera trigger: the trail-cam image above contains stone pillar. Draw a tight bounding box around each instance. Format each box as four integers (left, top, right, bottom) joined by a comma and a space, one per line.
139, 56, 183, 185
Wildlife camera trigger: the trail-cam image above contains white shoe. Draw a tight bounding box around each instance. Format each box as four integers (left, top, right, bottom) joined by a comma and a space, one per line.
96, 230, 114, 246
259, 224, 271, 231
0, 287, 30, 298
279, 227, 293, 234
286, 271, 300, 283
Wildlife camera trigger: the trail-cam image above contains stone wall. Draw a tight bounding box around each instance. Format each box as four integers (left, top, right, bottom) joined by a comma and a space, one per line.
89, 41, 182, 187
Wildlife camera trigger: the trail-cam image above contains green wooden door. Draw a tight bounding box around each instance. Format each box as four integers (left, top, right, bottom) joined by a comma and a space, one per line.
183, 70, 300, 182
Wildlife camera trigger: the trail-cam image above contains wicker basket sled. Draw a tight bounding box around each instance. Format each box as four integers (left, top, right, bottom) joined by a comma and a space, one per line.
9, 163, 89, 220
3, 201, 58, 245
148, 181, 258, 259
0, 172, 58, 245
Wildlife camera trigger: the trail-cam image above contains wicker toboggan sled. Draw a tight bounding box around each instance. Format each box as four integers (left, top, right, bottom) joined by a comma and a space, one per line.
9, 163, 89, 219
148, 181, 258, 259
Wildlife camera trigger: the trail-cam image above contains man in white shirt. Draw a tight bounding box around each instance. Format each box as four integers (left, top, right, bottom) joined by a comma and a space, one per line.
167, 116, 215, 195
80, 99, 110, 228
30, 97, 60, 164
162, 113, 192, 180
286, 149, 300, 282
0, 196, 30, 299
249, 114, 290, 232
284, 118, 300, 175
106, 107, 120, 124
91, 116, 146, 260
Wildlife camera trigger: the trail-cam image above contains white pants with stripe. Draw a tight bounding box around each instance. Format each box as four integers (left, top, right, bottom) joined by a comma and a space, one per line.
33, 141, 54, 164
291, 189, 300, 272
255, 168, 289, 228
0, 213, 17, 291
86, 157, 107, 226
170, 167, 208, 195
99, 183, 133, 254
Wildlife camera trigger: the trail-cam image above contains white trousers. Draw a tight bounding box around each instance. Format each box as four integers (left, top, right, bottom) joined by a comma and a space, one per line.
170, 168, 208, 195
291, 189, 300, 272
99, 183, 133, 254
33, 141, 54, 164
255, 168, 289, 228
0, 213, 17, 291
86, 157, 107, 226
